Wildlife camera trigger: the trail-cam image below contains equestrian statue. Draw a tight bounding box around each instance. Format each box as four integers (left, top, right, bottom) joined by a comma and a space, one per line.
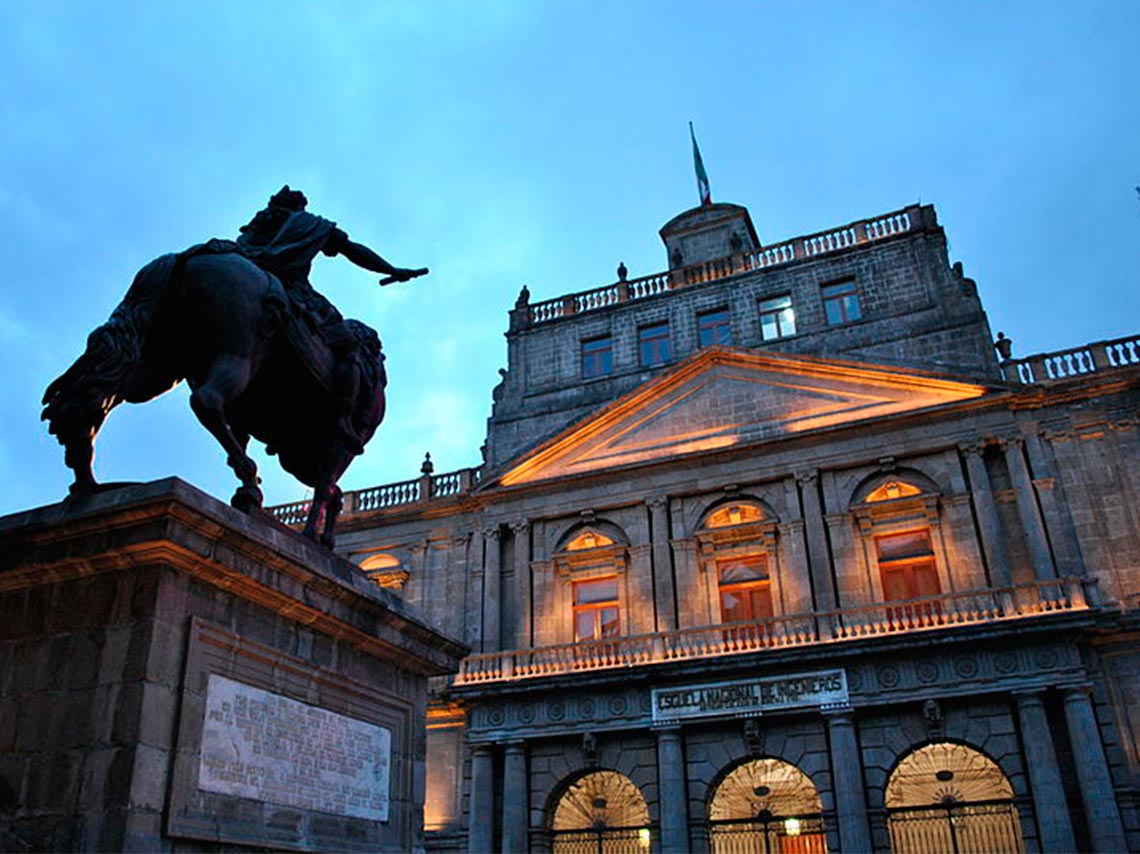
41, 186, 427, 546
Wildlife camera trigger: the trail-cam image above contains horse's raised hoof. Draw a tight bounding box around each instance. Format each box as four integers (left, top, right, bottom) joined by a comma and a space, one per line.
231, 485, 263, 513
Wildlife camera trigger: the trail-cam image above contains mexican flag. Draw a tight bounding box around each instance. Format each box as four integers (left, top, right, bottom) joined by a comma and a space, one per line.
690, 122, 711, 206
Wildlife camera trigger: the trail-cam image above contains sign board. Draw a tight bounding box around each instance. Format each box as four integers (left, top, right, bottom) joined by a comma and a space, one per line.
651, 669, 848, 723
199, 674, 392, 821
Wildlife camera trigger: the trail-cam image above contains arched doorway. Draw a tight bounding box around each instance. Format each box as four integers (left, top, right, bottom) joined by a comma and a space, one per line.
708, 758, 827, 854
550, 770, 652, 853
885, 742, 1024, 853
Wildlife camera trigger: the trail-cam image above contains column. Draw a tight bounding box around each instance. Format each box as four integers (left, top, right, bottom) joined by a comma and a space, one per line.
797, 470, 837, 611
1024, 429, 1087, 578
1062, 687, 1127, 852
960, 441, 1012, 587
655, 726, 689, 854
468, 744, 495, 854
482, 525, 502, 652
511, 520, 531, 648
501, 741, 528, 854
825, 710, 872, 853
647, 495, 677, 631
1001, 436, 1057, 580
1014, 692, 1076, 852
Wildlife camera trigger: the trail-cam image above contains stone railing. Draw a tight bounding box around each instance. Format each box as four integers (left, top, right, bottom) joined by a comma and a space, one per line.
522, 206, 919, 327
266, 465, 483, 524
1001, 334, 1140, 384
454, 577, 1092, 685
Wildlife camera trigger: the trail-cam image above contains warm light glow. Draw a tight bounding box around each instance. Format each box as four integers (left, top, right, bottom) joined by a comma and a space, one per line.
784, 817, 802, 837
359, 552, 400, 570
866, 480, 922, 502
638, 828, 651, 848
566, 530, 615, 550
705, 502, 765, 528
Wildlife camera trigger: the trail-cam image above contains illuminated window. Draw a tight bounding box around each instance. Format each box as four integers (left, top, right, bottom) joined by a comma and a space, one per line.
759, 295, 796, 340
718, 556, 773, 622
876, 530, 940, 601
698, 308, 732, 347
822, 281, 861, 325
573, 577, 620, 642
709, 758, 827, 854
638, 322, 671, 367
552, 770, 651, 853
886, 743, 1023, 854
582, 336, 613, 378
359, 552, 409, 590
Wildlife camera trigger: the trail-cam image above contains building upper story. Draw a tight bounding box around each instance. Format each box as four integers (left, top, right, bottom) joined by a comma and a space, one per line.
268, 198, 1140, 690
486, 202, 997, 468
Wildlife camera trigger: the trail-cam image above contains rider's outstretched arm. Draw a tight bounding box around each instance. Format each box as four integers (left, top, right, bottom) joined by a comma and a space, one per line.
338, 238, 404, 276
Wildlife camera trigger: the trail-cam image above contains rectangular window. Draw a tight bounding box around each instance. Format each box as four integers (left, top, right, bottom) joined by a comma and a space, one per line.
698, 308, 732, 347
573, 577, 620, 642
759, 295, 796, 340
822, 280, 862, 325
638, 322, 671, 367
717, 556, 773, 622
581, 336, 613, 378
876, 529, 941, 626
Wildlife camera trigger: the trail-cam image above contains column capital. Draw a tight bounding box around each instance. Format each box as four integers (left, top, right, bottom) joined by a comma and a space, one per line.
1012, 688, 1047, 704
645, 494, 669, 510
509, 518, 530, 535
1062, 683, 1095, 702
652, 723, 683, 736
795, 468, 819, 487
504, 740, 527, 754
482, 524, 503, 540
822, 703, 855, 721
997, 432, 1025, 451
958, 439, 986, 456
1032, 477, 1057, 491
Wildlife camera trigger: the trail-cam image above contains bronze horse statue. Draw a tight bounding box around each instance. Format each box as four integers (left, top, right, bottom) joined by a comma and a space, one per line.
41, 188, 425, 546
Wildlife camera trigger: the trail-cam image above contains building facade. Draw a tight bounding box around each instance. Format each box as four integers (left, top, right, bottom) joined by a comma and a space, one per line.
273, 201, 1140, 853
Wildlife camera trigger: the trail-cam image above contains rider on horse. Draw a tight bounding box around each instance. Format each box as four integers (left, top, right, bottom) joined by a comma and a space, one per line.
232, 186, 422, 448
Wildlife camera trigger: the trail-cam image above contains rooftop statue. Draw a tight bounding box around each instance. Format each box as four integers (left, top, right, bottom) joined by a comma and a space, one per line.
42, 186, 427, 546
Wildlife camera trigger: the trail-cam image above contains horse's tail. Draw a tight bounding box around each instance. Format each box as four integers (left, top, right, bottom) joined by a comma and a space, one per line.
41, 254, 178, 449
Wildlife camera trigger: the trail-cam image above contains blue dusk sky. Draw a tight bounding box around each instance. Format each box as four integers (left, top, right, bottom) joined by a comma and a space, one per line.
1, 1, 1137, 516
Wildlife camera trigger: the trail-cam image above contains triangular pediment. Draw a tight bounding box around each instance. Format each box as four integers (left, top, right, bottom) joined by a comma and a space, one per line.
499, 348, 988, 486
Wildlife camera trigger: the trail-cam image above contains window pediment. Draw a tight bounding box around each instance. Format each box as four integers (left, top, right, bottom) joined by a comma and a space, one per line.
555, 543, 628, 578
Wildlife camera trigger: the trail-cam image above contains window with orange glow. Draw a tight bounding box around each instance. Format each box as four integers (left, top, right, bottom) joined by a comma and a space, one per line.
573, 577, 620, 642
718, 556, 773, 622
876, 529, 940, 602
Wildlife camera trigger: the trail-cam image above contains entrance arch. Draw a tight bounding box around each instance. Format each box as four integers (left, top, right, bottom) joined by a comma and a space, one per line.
708, 758, 827, 854
885, 742, 1024, 853
550, 770, 651, 853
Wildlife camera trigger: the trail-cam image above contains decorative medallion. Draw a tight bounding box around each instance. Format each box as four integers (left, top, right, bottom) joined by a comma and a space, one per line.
916, 660, 940, 684
519, 704, 535, 724
954, 656, 979, 679
994, 652, 1019, 674
579, 698, 596, 718
877, 665, 901, 689
487, 706, 506, 727
609, 695, 628, 716
1033, 648, 1059, 669
548, 700, 565, 721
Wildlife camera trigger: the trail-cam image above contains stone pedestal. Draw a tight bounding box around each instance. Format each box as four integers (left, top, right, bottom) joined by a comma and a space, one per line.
0, 478, 466, 853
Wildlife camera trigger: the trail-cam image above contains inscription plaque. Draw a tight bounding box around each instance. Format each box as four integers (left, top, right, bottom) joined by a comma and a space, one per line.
199, 674, 391, 821
652, 669, 848, 723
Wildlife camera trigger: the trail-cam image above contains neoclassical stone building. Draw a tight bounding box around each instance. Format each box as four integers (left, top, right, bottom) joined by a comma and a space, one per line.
274, 200, 1140, 853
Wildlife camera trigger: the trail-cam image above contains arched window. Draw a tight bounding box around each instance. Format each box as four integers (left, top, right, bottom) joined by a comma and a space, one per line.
554, 522, 630, 644
851, 473, 948, 626
551, 770, 652, 853
696, 500, 782, 629
885, 742, 1024, 854
708, 758, 827, 854
358, 552, 409, 590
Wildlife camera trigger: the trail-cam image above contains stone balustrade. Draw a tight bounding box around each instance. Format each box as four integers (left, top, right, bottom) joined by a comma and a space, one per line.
522, 206, 918, 327
1002, 334, 1140, 383
266, 465, 483, 524
454, 577, 1093, 685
